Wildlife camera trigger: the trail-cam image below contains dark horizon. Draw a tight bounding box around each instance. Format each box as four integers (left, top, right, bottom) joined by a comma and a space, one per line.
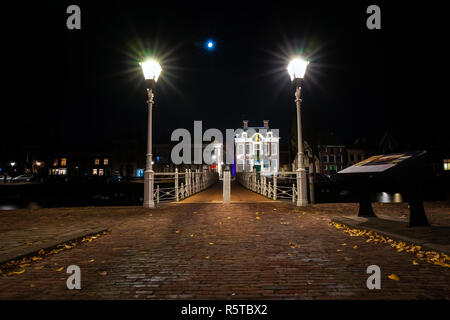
1, 1, 448, 159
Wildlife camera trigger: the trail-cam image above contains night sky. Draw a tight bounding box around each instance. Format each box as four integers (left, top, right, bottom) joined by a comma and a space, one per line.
2, 1, 448, 155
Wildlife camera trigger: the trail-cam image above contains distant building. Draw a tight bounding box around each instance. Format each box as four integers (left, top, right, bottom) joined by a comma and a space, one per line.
318, 145, 346, 175
235, 120, 279, 173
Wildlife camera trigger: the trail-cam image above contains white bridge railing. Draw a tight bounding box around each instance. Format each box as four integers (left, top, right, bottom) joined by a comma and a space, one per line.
154, 169, 218, 204
237, 171, 299, 203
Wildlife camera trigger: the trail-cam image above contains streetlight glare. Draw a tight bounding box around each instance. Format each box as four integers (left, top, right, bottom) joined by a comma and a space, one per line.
140, 59, 162, 81
287, 57, 309, 81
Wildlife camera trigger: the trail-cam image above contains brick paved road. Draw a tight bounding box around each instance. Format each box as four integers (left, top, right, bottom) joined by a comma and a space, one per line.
0, 184, 449, 299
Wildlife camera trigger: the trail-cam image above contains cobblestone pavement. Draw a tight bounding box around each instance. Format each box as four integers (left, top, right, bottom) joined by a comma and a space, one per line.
0, 185, 449, 299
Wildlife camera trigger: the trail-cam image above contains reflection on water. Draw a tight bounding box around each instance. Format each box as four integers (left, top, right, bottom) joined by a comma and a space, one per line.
376, 192, 403, 203
0, 205, 19, 210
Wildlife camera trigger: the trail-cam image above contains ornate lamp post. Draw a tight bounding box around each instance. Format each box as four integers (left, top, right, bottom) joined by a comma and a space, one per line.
140, 58, 162, 208
287, 57, 309, 206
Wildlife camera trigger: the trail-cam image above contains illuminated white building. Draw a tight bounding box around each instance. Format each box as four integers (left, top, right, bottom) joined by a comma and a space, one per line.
235, 120, 279, 173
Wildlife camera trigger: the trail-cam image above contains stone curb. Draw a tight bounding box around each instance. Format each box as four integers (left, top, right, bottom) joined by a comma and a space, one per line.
331, 217, 449, 255
0, 227, 108, 265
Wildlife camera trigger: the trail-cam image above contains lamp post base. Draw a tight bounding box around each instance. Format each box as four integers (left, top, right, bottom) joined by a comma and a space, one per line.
296, 168, 308, 207
143, 169, 155, 208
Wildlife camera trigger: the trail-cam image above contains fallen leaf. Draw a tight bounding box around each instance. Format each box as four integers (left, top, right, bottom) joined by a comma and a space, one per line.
255, 217, 261, 220
31, 256, 42, 261
412, 260, 419, 265
388, 274, 400, 281
190, 233, 195, 237
88, 259, 95, 263
227, 216, 231, 219
205, 256, 210, 259
344, 257, 352, 261
175, 230, 181, 234
353, 245, 358, 249
38, 249, 45, 255
8, 269, 26, 276
56, 267, 64, 272
30, 284, 36, 288
64, 244, 72, 249
98, 271, 107, 276
209, 242, 214, 245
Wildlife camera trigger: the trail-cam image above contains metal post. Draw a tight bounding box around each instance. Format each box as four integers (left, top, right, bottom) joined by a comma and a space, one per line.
175, 168, 179, 202
292, 184, 296, 202
273, 174, 277, 200
295, 85, 308, 206
223, 168, 230, 203
308, 172, 315, 204
143, 88, 155, 208
156, 185, 160, 204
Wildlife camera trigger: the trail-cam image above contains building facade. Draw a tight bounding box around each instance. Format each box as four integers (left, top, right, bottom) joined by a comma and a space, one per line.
235, 120, 279, 173
318, 145, 346, 175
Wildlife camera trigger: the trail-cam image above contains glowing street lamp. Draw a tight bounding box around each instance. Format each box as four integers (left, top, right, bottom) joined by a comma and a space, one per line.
140, 58, 162, 208
287, 57, 309, 206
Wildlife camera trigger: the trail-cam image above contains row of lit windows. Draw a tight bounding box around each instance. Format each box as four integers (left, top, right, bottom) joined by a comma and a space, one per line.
94, 158, 109, 166
322, 155, 344, 163
237, 159, 277, 172
53, 158, 67, 167
53, 158, 109, 167
237, 143, 277, 156
92, 169, 105, 176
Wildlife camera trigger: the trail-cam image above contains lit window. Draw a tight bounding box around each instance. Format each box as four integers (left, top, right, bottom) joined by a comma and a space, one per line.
61, 158, 67, 166
271, 159, 277, 171
104, 158, 109, 165
53, 159, 58, 167
246, 160, 252, 171
94, 158, 100, 165
444, 159, 450, 171
99, 169, 104, 176
136, 169, 144, 177
92, 169, 98, 175
271, 143, 277, 155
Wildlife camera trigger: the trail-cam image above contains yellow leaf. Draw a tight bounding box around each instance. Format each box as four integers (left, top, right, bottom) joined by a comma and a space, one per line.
412, 260, 419, 265
19, 263, 31, 268
56, 267, 64, 272
38, 249, 45, 255
227, 216, 231, 219
88, 259, 95, 263
175, 230, 181, 234
8, 269, 26, 276
388, 274, 400, 281
31, 256, 42, 261
255, 217, 261, 220
64, 244, 72, 249
190, 233, 195, 237
209, 242, 214, 245
353, 245, 358, 249
337, 249, 343, 252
